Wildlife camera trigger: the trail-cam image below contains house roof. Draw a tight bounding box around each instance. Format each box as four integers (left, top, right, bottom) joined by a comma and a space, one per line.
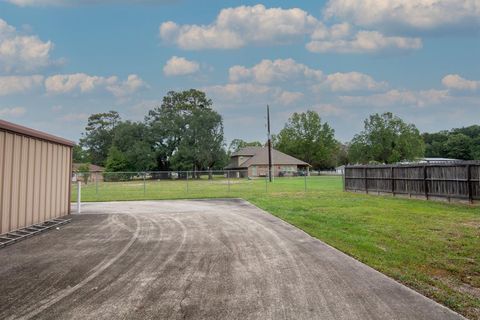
73, 163, 105, 172
231, 146, 263, 157
226, 147, 309, 169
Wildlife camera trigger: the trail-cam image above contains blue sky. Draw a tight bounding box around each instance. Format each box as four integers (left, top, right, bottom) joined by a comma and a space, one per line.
0, 0, 479, 144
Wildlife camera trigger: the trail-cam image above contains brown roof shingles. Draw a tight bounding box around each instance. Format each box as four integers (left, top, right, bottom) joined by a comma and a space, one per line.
231, 146, 263, 157
72, 163, 105, 172
227, 147, 309, 169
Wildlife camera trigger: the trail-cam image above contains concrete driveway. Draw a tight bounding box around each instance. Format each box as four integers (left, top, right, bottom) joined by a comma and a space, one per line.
0, 199, 464, 320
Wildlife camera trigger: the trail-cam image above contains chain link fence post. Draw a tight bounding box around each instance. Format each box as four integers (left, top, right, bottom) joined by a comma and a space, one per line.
143, 172, 146, 196
77, 181, 81, 213
95, 172, 98, 196
227, 170, 230, 193
265, 174, 268, 193
304, 171, 307, 192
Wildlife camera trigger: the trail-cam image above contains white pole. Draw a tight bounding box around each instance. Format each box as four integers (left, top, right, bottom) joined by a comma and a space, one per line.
77, 181, 82, 214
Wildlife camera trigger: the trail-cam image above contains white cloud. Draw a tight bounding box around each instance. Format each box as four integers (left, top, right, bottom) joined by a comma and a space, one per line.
275, 91, 304, 105
0, 19, 54, 73
205, 83, 273, 102
229, 58, 323, 84
229, 59, 386, 93
312, 104, 346, 116
0, 75, 44, 96
340, 89, 450, 108
307, 30, 422, 54
163, 56, 200, 76
324, 0, 480, 32
45, 73, 116, 94
59, 113, 89, 122
311, 22, 351, 40
442, 74, 479, 91
204, 83, 302, 107
0, 106, 26, 117
321, 72, 387, 92
106, 74, 147, 98
159, 4, 319, 50
6, 0, 61, 5
44, 73, 146, 97
159, 5, 424, 54
51, 105, 63, 112
6, 0, 168, 6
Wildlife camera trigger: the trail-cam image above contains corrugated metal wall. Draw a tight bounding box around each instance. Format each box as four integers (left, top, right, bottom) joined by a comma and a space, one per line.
0, 129, 72, 234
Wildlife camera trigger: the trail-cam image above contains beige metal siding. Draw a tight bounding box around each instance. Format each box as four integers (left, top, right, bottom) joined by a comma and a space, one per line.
0, 131, 4, 233
0, 129, 72, 234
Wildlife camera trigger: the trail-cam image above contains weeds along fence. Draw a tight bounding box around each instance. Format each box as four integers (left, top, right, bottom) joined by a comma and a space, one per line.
71, 169, 341, 202
344, 162, 480, 203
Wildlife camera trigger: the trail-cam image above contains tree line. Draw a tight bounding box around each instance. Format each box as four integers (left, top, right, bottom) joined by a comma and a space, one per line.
74, 89, 480, 172
74, 89, 227, 173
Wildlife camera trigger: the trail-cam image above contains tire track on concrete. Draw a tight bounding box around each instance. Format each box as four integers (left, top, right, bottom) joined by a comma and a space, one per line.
14, 213, 141, 320
221, 206, 312, 319
175, 212, 243, 320
67, 213, 160, 319
238, 200, 412, 319
94, 212, 178, 317
137, 213, 197, 318
205, 210, 284, 319
0, 214, 120, 319
236, 202, 388, 319
227, 201, 391, 319
38, 212, 187, 319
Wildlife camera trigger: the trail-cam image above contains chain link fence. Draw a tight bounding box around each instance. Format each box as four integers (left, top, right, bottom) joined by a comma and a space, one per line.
71, 169, 342, 202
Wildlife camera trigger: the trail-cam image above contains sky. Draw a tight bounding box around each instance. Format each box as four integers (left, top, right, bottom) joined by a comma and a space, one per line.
0, 0, 479, 144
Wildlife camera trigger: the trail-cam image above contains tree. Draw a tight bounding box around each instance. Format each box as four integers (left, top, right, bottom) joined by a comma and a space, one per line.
105, 146, 129, 172
169, 102, 225, 173
72, 145, 90, 163
80, 111, 121, 166
335, 143, 349, 166
77, 163, 91, 185
423, 125, 480, 160
228, 139, 263, 152
349, 112, 424, 164
146, 89, 225, 173
110, 121, 156, 172
445, 134, 472, 160
471, 137, 480, 160
423, 131, 449, 158
273, 110, 338, 169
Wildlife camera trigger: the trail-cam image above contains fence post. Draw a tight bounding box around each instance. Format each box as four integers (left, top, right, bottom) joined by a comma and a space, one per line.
467, 164, 473, 204
227, 170, 230, 193
391, 166, 395, 196
423, 165, 429, 200
265, 174, 268, 193
364, 167, 368, 194
143, 172, 146, 196
95, 172, 98, 195
304, 172, 307, 192
186, 171, 189, 193
77, 181, 81, 214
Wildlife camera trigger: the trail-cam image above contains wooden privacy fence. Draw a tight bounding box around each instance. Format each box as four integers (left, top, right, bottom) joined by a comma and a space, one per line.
344, 162, 480, 203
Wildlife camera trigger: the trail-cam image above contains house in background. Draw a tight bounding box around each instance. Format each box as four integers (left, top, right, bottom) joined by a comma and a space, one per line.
335, 165, 345, 174
225, 147, 309, 178
398, 157, 459, 165
72, 163, 105, 183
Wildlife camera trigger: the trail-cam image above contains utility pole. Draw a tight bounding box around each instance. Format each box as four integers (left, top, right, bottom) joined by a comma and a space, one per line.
267, 105, 273, 182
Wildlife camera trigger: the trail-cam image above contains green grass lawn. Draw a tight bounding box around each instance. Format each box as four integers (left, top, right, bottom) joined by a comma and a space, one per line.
73, 176, 480, 319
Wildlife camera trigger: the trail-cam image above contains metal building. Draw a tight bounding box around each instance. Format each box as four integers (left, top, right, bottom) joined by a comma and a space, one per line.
0, 120, 74, 234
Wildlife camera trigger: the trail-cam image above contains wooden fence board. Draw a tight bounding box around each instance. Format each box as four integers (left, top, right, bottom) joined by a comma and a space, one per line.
345, 162, 480, 203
